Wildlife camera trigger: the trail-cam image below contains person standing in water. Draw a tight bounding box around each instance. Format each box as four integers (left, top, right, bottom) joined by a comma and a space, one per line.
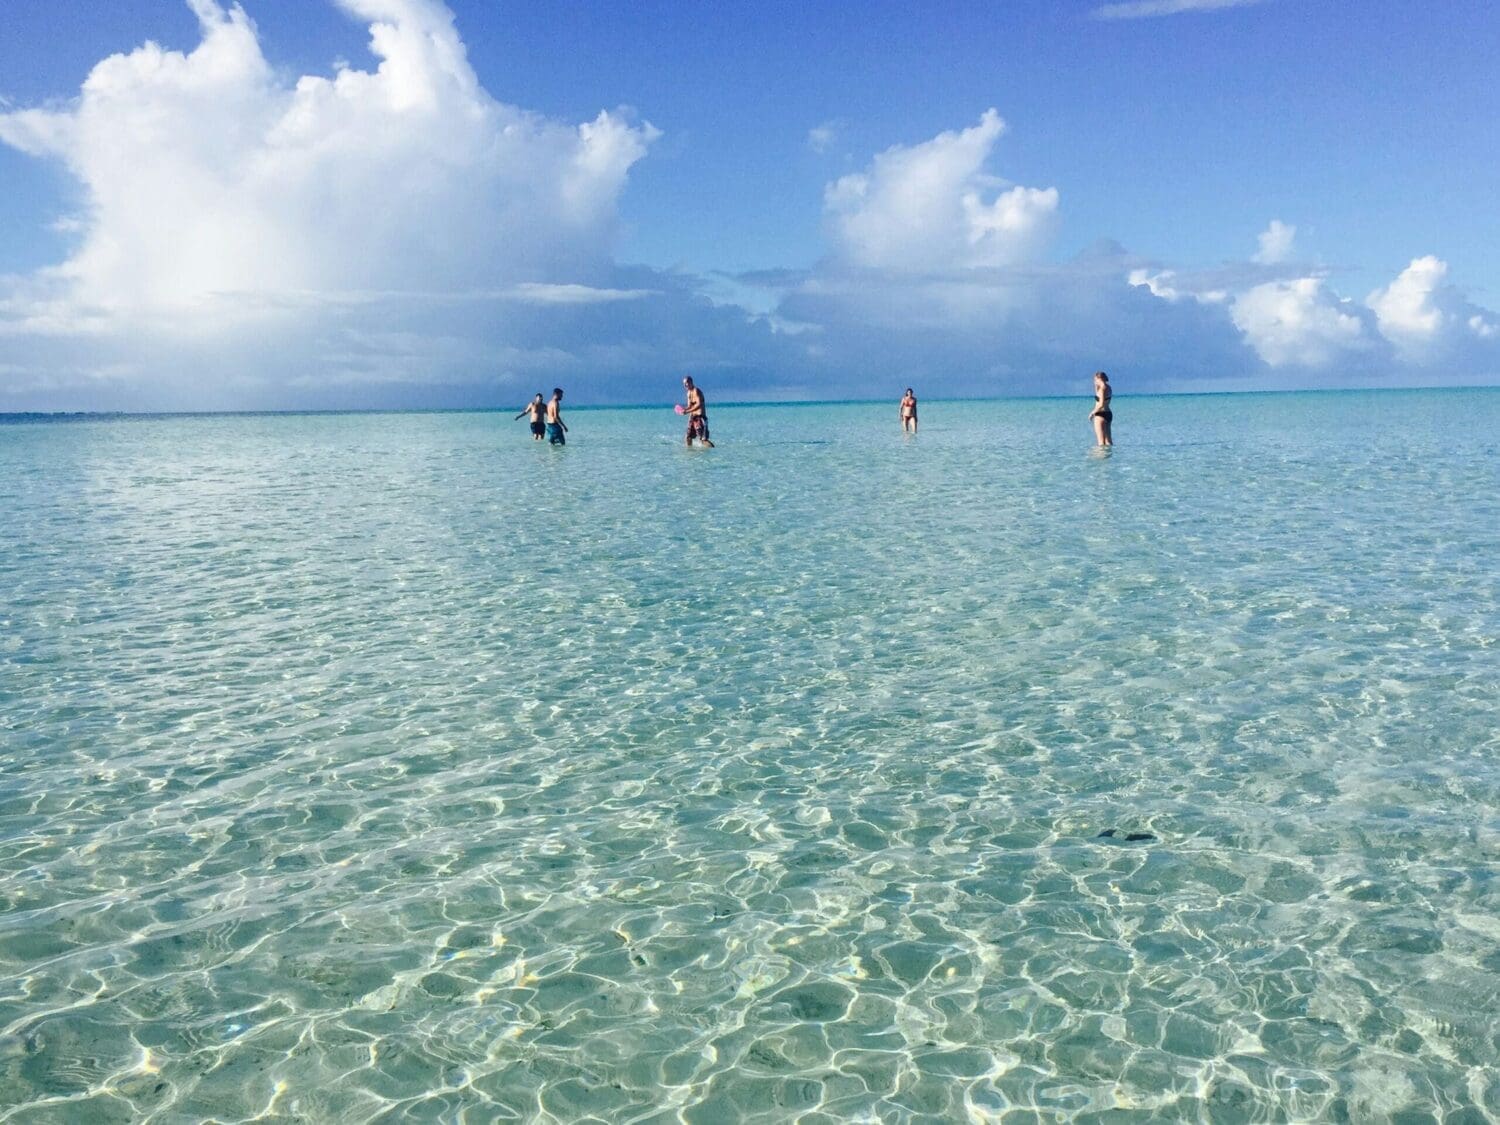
899, 387, 918, 433
681, 376, 714, 448
516, 393, 546, 440
1090, 371, 1113, 447
545, 387, 568, 446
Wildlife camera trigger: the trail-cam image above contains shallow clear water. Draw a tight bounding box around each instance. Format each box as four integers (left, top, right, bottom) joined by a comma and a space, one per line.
1, 390, 1498, 1122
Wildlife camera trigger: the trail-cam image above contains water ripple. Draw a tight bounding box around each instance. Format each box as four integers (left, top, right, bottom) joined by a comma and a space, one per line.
2, 394, 1498, 1121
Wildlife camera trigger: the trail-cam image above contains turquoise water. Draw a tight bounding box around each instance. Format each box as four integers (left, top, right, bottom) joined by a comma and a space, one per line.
1, 390, 1497, 1122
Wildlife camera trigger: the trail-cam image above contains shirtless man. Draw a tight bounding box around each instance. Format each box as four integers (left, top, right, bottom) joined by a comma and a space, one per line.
515, 392, 546, 440
899, 387, 918, 433
545, 387, 568, 446
681, 376, 714, 448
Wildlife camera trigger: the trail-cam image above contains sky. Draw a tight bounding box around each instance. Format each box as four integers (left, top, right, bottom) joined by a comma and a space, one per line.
1, 0, 1497, 411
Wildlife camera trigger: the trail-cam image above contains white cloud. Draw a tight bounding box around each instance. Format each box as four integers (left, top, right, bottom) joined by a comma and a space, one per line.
4, 14, 1498, 413
506, 283, 655, 305
1252, 219, 1296, 265
1363, 254, 1500, 368
0, 0, 656, 337
1128, 267, 1227, 304
1093, 0, 1268, 19
807, 121, 837, 153
785, 124, 1496, 391
1366, 255, 1450, 359
1230, 278, 1366, 367
823, 109, 1058, 273
1130, 240, 1500, 376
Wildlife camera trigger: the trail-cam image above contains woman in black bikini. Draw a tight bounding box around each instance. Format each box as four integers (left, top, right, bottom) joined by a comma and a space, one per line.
1090, 371, 1113, 447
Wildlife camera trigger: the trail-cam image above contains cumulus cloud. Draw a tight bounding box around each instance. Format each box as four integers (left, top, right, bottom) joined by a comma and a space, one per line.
1367, 255, 1450, 356
823, 110, 1058, 273
1093, 0, 1269, 19
776, 122, 1499, 394
1365, 254, 1500, 365
1230, 278, 1368, 367
1128, 268, 1228, 304
0, 0, 661, 400
2, 0, 656, 316
3, 11, 1497, 412
765, 122, 1247, 393
1252, 219, 1296, 265
1123, 228, 1499, 377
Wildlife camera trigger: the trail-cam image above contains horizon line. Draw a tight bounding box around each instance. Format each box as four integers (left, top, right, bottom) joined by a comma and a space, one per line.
2, 382, 1496, 421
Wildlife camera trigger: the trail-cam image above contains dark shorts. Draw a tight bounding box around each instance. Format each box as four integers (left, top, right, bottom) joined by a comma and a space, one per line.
547, 422, 566, 445
687, 415, 710, 441
530, 420, 546, 436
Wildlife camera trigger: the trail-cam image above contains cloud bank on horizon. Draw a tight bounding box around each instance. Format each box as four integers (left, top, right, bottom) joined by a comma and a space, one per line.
0, 0, 1496, 410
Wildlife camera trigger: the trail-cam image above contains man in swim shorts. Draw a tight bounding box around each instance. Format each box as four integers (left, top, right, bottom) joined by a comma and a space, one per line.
682, 376, 714, 448
545, 387, 568, 445
516, 393, 546, 439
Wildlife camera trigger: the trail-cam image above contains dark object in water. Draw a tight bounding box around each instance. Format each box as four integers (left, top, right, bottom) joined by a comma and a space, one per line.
1096, 829, 1157, 843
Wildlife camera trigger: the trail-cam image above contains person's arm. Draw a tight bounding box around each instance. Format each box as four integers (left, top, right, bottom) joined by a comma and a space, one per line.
516, 408, 528, 419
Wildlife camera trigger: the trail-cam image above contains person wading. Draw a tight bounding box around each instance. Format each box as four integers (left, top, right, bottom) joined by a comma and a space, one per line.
681, 376, 714, 448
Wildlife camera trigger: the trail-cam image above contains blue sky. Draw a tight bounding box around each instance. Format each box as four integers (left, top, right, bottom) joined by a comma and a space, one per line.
2, 0, 1497, 410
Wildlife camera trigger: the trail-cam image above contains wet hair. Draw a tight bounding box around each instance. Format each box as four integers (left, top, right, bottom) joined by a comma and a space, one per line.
905, 387, 913, 395
533, 392, 544, 400
1094, 371, 1109, 383
552, 387, 563, 396
683, 376, 695, 386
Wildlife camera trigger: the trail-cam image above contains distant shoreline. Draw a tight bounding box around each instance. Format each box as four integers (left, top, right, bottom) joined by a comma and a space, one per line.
2, 383, 1497, 423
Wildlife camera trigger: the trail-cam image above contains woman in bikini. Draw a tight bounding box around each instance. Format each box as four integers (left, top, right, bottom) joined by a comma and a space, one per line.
1090, 371, 1113, 447
899, 388, 918, 434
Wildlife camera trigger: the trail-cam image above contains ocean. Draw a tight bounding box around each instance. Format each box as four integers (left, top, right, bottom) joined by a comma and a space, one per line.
2, 389, 1497, 1120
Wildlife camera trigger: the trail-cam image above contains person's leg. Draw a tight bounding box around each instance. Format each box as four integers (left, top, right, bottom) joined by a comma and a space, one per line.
1102, 416, 1112, 446
1093, 416, 1106, 446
